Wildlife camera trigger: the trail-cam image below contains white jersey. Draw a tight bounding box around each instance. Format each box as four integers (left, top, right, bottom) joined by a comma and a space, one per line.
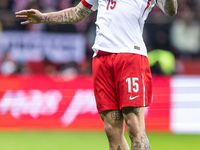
81, 0, 156, 57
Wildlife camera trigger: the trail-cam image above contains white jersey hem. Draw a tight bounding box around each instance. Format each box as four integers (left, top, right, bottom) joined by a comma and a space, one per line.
92, 46, 148, 58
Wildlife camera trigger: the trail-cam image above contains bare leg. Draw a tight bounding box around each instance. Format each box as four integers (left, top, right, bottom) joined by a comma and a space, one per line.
122, 107, 150, 150
100, 110, 130, 150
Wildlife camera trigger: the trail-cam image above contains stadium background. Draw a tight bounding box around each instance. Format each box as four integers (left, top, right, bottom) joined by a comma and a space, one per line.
0, 0, 200, 149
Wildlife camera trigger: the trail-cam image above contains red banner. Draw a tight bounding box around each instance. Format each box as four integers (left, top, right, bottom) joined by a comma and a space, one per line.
0, 75, 170, 131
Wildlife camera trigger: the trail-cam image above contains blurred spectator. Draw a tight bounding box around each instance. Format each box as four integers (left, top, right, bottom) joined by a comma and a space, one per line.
0, 51, 17, 75
0, 0, 16, 30
60, 61, 78, 75
0, 11, 18, 30
170, 7, 200, 58
43, 57, 58, 74
0, 0, 13, 10
78, 58, 92, 74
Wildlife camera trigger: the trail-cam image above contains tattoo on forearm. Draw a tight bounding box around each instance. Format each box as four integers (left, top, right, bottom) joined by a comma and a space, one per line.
111, 110, 123, 120
44, 3, 93, 24
44, 15, 50, 22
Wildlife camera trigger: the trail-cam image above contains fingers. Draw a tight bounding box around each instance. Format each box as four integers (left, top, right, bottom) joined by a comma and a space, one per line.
15, 11, 29, 24
15, 9, 36, 15
15, 9, 37, 25
21, 20, 31, 25
15, 15, 28, 19
15, 10, 28, 15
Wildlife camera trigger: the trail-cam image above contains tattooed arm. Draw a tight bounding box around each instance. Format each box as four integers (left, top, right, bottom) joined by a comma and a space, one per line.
15, 2, 93, 25
157, 0, 178, 16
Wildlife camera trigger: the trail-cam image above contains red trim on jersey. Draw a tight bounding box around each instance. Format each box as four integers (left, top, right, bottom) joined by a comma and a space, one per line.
142, 0, 151, 17
81, 0, 92, 9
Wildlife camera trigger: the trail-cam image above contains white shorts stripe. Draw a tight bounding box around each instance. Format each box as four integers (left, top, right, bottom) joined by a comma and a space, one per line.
142, 74, 146, 106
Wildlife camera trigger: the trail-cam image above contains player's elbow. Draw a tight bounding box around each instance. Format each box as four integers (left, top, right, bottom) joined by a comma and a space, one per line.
169, 9, 177, 16
165, 9, 177, 17
164, 4, 178, 17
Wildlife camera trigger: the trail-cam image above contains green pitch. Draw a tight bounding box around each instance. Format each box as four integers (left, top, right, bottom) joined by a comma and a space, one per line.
0, 131, 199, 150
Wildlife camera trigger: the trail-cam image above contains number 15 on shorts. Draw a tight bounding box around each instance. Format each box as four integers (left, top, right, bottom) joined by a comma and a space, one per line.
126, 77, 139, 93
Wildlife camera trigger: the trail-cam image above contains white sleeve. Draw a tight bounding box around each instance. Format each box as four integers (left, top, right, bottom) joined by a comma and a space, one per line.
81, 0, 98, 11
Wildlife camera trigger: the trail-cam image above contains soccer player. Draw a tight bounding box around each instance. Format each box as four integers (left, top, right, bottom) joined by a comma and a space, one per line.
16, 0, 178, 149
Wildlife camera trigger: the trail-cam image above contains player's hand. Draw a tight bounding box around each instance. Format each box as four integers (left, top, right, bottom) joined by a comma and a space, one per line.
15, 9, 44, 25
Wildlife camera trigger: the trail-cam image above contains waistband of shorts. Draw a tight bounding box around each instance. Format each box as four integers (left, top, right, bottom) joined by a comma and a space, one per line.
96, 50, 114, 57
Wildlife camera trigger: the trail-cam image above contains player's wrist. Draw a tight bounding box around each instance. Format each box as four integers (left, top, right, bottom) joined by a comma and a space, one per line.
42, 13, 48, 23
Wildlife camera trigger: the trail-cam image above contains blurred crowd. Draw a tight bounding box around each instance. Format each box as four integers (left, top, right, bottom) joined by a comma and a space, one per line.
0, 0, 200, 75
146, 0, 200, 58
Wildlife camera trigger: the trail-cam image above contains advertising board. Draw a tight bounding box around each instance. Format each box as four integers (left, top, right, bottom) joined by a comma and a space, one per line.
0, 75, 199, 133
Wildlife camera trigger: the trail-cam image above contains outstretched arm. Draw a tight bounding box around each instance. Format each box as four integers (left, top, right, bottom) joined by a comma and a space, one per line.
157, 0, 178, 16
15, 2, 93, 25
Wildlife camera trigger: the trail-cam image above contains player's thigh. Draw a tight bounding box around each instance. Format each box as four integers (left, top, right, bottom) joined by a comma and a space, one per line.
100, 110, 124, 129
122, 107, 145, 133
114, 53, 152, 109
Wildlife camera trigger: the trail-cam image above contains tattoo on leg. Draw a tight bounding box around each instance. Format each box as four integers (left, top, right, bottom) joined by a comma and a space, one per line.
130, 134, 150, 150
129, 135, 134, 143
110, 145, 114, 150
141, 133, 151, 150
117, 146, 122, 150
132, 107, 140, 115
123, 107, 140, 115
111, 110, 123, 120
130, 135, 141, 150
133, 141, 142, 150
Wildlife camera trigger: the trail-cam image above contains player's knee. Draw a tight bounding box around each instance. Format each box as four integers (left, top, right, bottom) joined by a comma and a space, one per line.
104, 123, 121, 141
126, 119, 143, 138
104, 124, 116, 142
123, 107, 145, 138
104, 123, 114, 137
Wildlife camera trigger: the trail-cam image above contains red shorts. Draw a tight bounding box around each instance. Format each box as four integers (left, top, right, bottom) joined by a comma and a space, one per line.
92, 51, 152, 113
